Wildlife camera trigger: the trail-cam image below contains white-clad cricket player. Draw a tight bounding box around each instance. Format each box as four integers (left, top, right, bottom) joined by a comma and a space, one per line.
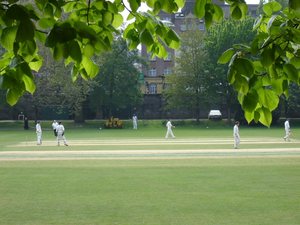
36, 121, 42, 145
284, 119, 291, 141
56, 121, 68, 146
132, 114, 138, 129
233, 121, 240, 149
165, 119, 175, 139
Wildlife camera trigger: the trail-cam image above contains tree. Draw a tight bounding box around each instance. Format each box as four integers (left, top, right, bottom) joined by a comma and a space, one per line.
285, 83, 300, 117
88, 37, 142, 118
0, 0, 251, 106
0, 0, 299, 126
18, 48, 94, 122
205, 17, 256, 121
219, 0, 300, 126
163, 28, 209, 121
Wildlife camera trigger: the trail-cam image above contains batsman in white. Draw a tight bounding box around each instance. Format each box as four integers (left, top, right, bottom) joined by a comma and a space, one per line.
56, 121, 68, 146
35, 121, 42, 145
165, 119, 175, 139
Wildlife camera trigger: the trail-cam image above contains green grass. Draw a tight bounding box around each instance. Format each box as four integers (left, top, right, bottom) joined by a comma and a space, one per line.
0, 121, 300, 224
0, 159, 300, 225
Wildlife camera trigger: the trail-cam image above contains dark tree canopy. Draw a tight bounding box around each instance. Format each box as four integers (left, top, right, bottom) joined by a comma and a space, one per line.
0, 0, 299, 126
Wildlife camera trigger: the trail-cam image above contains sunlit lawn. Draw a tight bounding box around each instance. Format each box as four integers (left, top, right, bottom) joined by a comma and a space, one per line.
0, 122, 299, 225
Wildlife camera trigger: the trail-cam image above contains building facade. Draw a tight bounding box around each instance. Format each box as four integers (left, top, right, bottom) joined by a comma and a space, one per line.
140, 0, 258, 119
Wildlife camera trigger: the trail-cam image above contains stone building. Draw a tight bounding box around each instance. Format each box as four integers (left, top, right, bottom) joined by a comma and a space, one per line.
140, 0, 258, 119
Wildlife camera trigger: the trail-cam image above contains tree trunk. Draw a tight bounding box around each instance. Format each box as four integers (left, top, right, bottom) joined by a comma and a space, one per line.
74, 107, 84, 123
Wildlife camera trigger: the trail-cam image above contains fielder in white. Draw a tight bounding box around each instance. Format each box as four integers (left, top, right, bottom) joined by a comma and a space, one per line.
35, 121, 42, 145
165, 119, 175, 139
284, 119, 291, 141
233, 121, 240, 149
56, 121, 68, 146
52, 120, 58, 137
132, 114, 138, 129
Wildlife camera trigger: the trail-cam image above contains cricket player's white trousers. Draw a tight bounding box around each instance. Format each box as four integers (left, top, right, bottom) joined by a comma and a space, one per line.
57, 132, 67, 146
165, 129, 175, 138
234, 135, 240, 148
36, 132, 42, 145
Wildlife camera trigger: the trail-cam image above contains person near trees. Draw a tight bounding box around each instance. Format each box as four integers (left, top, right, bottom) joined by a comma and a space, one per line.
56, 121, 68, 146
52, 120, 58, 137
165, 119, 175, 139
132, 114, 138, 129
233, 121, 240, 149
24, 117, 29, 130
35, 121, 42, 145
284, 119, 291, 142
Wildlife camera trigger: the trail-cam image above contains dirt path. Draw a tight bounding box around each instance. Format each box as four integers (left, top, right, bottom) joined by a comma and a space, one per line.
1, 148, 300, 161
2, 138, 299, 161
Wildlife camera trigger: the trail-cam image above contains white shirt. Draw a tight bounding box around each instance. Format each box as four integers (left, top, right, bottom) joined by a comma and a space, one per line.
166, 121, 173, 129
36, 123, 42, 133
284, 120, 290, 131
133, 116, 137, 122
52, 121, 58, 130
56, 124, 65, 134
233, 125, 239, 137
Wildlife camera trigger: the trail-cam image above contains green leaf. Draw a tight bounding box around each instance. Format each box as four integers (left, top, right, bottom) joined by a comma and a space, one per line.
128, 0, 140, 13
257, 106, 272, 127
242, 91, 259, 112
244, 110, 254, 124
81, 56, 99, 79
166, 29, 180, 49
290, 57, 300, 69
16, 20, 35, 42
194, 0, 206, 19
204, 11, 213, 28
263, 1, 282, 16
103, 11, 113, 26
261, 48, 274, 67
218, 48, 235, 64
22, 74, 36, 94
7, 88, 22, 106
83, 44, 95, 58
19, 40, 37, 56
271, 78, 284, 95
53, 44, 66, 60
257, 88, 279, 111
289, 0, 300, 11
6, 4, 28, 20
234, 58, 254, 78
29, 56, 43, 72
227, 67, 236, 84
68, 40, 82, 63
231, 5, 242, 20
233, 74, 249, 94
212, 4, 224, 23
253, 15, 263, 30
283, 64, 299, 82
140, 29, 154, 45
1, 26, 18, 50
112, 14, 123, 28
38, 18, 56, 29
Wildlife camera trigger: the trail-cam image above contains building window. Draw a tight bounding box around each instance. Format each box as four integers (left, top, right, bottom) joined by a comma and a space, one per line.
148, 69, 157, 77
148, 54, 156, 61
149, 83, 157, 94
164, 68, 172, 75
163, 17, 171, 21
199, 23, 205, 30
180, 24, 187, 31
164, 53, 172, 61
